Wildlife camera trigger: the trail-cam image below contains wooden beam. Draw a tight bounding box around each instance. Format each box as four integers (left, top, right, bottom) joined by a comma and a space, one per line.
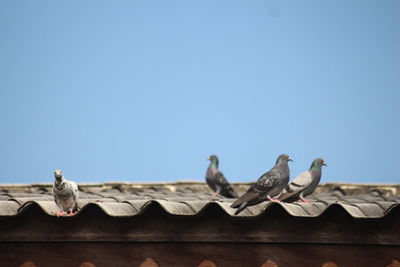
0, 203, 399, 244
0, 242, 398, 267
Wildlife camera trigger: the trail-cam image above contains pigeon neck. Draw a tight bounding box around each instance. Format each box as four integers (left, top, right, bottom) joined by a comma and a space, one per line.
55, 177, 64, 186
310, 164, 322, 173
276, 161, 290, 175
275, 160, 287, 167
209, 160, 218, 169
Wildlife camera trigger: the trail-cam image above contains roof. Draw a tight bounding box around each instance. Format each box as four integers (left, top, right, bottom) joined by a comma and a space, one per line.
0, 182, 399, 246
0, 182, 399, 218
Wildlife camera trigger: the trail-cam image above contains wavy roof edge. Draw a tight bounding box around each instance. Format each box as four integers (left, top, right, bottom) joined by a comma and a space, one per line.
8, 199, 400, 219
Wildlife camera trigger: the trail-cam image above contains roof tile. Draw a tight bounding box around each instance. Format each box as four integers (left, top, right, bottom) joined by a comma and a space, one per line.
0, 201, 20, 215
280, 203, 311, 217
292, 202, 328, 216
84, 202, 139, 217
12, 196, 53, 206
18, 201, 59, 215
338, 204, 367, 218
351, 203, 385, 217
154, 200, 197, 215
123, 200, 154, 213
181, 200, 210, 213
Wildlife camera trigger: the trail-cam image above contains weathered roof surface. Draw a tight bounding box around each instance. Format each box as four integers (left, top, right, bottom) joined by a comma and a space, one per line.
0, 182, 399, 246
0, 182, 399, 218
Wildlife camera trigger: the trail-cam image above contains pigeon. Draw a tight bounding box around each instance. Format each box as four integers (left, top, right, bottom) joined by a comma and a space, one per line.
52, 169, 79, 216
231, 154, 292, 215
205, 154, 238, 198
279, 158, 326, 203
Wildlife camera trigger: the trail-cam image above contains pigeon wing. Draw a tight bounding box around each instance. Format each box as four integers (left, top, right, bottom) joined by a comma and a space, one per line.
69, 181, 79, 211
215, 171, 238, 198
279, 170, 312, 201
231, 168, 280, 208
205, 168, 217, 192
253, 168, 281, 193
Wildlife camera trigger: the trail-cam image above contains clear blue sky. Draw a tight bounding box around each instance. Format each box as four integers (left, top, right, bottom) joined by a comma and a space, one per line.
0, 1, 399, 184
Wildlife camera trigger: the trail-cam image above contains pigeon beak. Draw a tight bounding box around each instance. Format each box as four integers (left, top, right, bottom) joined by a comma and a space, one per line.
288, 157, 293, 162
323, 162, 327, 166
207, 157, 210, 161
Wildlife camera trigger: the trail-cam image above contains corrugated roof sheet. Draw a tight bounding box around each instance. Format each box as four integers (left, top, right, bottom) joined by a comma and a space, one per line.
0, 182, 399, 218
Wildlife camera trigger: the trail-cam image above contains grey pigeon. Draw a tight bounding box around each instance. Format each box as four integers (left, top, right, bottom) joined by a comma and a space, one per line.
279, 158, 326, 203
231, 154, 292, 215
205, 155, 238, 198
52, 169, 79, 216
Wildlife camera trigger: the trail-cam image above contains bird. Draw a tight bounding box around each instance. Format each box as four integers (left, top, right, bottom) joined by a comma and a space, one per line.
52, 169, 79, 216
231, 154, 292, 215
279, 158, 326, 203
205, 154, 238, 198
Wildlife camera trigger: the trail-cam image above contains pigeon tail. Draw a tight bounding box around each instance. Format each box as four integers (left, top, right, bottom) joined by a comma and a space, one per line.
231, 191, 258, 208
230, 199, 241, 209
228, 190, 239, 198
234, 202, 248, 215
222, 189, 238, 199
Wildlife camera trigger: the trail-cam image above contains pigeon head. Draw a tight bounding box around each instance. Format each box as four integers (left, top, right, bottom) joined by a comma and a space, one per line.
207, 154, 219, 162
207, 154, 219, 167
310, 158, 327, 170
54, 169, 63, 181
276, 154, 293, 164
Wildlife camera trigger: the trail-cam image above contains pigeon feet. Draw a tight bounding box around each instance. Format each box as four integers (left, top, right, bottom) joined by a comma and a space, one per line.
267, 196, 281, 203
211, 192, 220, 197
52, 210, 77, 217
300, 198, 312, 204
53, 210, 66, 217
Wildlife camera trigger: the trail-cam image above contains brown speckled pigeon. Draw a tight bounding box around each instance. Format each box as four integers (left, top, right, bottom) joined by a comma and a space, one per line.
279, 158, 326, 203
205, 155, 238, 198
231, 154, 292, 215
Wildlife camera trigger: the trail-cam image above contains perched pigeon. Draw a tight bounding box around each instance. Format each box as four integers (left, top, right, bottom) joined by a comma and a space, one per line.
205, 154, 238, 198
231, 154, 292, 215
52, 169, 79, 216
279, 158, 326, 203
